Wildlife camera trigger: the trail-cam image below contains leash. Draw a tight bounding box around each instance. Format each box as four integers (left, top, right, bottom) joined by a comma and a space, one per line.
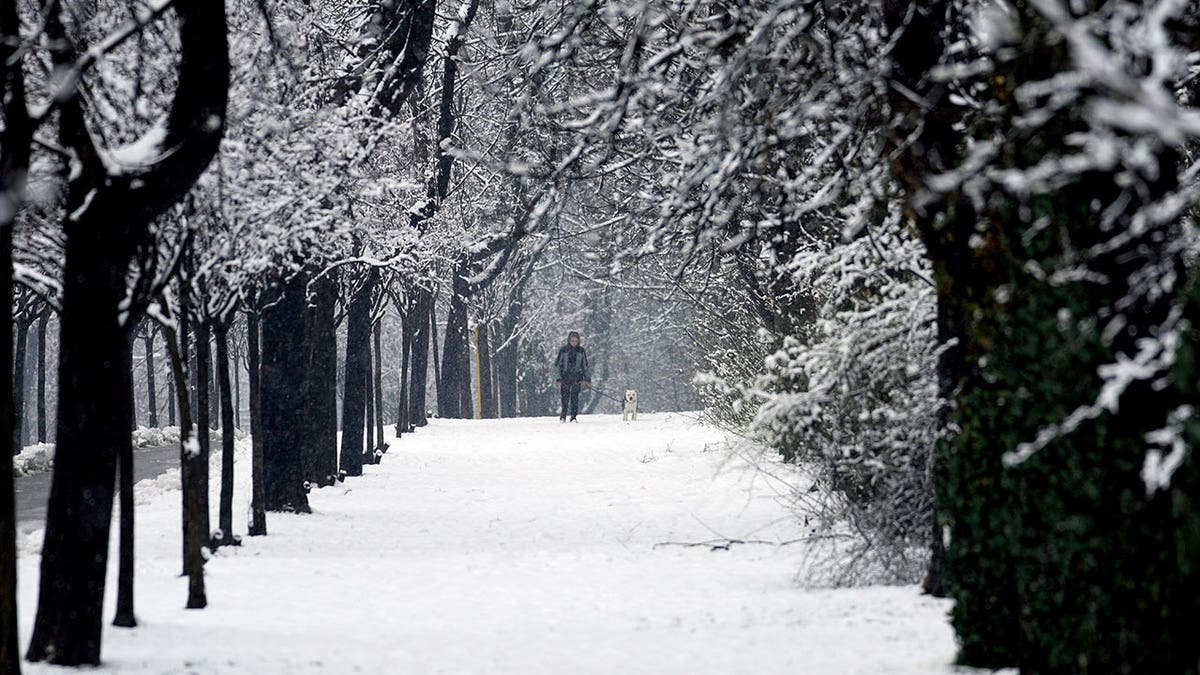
585, 386, 626, 405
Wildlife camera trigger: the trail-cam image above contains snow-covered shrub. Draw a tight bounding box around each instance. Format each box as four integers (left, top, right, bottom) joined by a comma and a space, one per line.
12, 443, 56, 477
697, 227, 941, 585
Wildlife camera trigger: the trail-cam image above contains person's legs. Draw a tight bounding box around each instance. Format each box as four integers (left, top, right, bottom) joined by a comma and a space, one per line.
568, 383, 581, 420
560, 384, 569, 421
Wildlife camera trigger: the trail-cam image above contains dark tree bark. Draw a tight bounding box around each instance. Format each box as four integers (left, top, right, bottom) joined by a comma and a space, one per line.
194, 319, 213, 543
340, 273, 373, 476
883, 0, 957, 606
365, 336, 375, 462
397, 304, 412, 436
233, 344, 241, 430
35, 309, 48, 443
406, 289, 431, 426
261, 273, 311, 513
373, 321, 386, 447
113, 344, 136, 628
12, 317, 29, 450
494, 289, 525, 419
0, 0, 28, 663
209, 344, 219, 432
439, 266, 472, 419
477, 324, 496, 418
213, 323, 239, 548
0, 201, 20, 675
163, 313, 207, 611
246, 313, 267, 535
301, 273, 339, 486
27, 0, 228, 661
0, 252, 17, 671
411, 1, 481, 423
168, 379, 176, 427
144, 329, 158, 428
430, 296, 441, 397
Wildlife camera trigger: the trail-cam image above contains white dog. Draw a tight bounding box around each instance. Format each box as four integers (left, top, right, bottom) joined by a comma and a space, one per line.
622, 390, 638, 421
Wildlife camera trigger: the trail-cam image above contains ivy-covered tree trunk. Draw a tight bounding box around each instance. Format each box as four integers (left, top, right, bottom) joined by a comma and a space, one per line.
888, 0, 1200, 670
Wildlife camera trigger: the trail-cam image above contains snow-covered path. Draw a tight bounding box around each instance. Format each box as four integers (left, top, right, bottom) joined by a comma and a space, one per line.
17, 414, 960, 673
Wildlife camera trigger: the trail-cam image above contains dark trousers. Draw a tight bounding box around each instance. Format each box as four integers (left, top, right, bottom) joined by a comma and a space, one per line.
560, 381, 582, 418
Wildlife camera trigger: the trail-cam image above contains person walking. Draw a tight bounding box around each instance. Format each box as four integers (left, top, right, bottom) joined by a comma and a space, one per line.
555, 331, 591, 422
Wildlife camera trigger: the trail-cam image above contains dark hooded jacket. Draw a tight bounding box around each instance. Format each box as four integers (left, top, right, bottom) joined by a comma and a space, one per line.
555, 332, 591, 384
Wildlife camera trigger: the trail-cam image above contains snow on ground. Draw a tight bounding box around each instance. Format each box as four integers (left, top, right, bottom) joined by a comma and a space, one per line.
11, 443, 55, 477
12, 426, 248, 478
16, 413, 965, 674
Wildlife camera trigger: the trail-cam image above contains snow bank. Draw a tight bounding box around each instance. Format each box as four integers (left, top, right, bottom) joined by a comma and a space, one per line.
12, 443, 55, 477
13, 426, 249, 477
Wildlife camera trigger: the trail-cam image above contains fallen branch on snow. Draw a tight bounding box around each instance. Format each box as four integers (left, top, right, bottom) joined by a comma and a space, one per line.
653, 534, 850, 552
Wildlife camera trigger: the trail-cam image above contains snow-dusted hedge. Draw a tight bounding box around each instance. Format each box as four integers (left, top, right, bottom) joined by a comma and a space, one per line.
698, 229, 941, 585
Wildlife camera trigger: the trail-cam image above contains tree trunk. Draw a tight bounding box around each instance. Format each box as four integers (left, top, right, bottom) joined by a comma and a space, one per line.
495, 326, 518, 418
233, 344, 241, 430
302, 273, 339, 486
12, 318, 27, 451
26, 0, 227, 656
407, 288, 431, 426
1, 0, 31, 661
477, 324, 496, 418
261, 273, 311, 513
365, 337, 376, 463
430, 294, 441, 406
27, 230, 136, 664
35, 310, 48, 443
144, 331, 158, 428
164, 313, 207, 610
213, 323, 239, 548
340, 274, 372, 477
113, 338, 136, 628
397, 306, 411, 437
210, 347, 220, 432
246, 313, 267, 535
374, 321, 386, 447
439, 267, 471, 419
1, 211, 20, 675
194, 319, 213, 544
168, 379, 176, 427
